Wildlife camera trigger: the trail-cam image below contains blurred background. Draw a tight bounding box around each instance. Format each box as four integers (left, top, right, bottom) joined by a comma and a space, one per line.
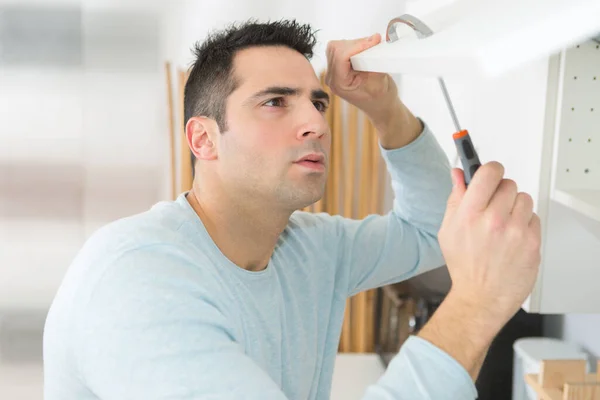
0, 0, 598, 399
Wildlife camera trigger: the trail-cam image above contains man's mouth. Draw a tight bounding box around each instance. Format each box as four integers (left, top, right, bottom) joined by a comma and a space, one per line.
294, 153, 326, 172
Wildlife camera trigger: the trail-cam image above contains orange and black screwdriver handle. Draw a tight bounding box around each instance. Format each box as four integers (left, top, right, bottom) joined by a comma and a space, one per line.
453, 129, 481, 186
384, 14, 482, 186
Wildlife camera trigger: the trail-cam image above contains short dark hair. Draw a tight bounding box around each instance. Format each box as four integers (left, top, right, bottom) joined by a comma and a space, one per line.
184, 19, 319, 135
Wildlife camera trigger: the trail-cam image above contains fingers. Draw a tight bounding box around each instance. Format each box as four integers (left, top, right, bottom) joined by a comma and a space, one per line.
529, 213, 541, 238
325, 34, 381, 86
326, 34, 381, 60
510, 192, 534, 225
442, 168, 467, 223
446, 168, 467, 208
461, 162, 505, 213
528, 213, 542, 260
488, 179, 518, 218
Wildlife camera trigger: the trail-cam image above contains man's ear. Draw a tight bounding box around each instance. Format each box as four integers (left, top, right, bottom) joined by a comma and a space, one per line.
186, 117, 220, 161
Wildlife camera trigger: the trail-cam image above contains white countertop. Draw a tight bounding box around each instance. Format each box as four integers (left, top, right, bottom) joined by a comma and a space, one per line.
331, 353, 387, 400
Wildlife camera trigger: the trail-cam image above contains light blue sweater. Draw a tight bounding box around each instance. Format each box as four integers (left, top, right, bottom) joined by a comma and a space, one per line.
43, 123, 477, 399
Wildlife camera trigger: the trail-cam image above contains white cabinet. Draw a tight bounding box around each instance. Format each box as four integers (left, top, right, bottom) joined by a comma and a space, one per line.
351, 0, 600, 80
352, 0, 600, 313
528, 41, 600, 313
549, 42, 600, 223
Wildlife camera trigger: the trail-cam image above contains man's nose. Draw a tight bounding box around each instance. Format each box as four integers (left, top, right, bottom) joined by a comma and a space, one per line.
297, 103, 329, 140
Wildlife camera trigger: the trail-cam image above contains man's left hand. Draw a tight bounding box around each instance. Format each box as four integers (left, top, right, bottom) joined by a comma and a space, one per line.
325, 34, 422, 149
325, 34, 398, 121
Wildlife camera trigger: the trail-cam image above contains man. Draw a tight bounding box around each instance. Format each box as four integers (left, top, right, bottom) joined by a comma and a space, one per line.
44, 20, 541, 399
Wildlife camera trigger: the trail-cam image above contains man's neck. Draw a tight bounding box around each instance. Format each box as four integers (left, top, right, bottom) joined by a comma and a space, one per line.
186, 187, 291, 272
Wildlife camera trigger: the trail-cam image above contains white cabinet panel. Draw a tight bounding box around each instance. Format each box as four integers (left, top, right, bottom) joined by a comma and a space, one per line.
537, 202, 600, 313
351, 0, 600, 79
399, 57, 549, 208
522, 40, 600, 313
550, 41, 600, 222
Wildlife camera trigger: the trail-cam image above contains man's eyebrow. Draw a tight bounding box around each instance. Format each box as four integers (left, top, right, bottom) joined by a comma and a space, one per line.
311, 89, 330, 104
246, 86, 330, 104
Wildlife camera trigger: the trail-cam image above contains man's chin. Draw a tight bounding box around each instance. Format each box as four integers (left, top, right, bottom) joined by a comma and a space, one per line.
295, 191, 325, 211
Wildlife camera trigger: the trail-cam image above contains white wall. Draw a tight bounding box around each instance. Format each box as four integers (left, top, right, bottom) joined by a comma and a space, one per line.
0, 2, 168, 310
164, 0, 409, 71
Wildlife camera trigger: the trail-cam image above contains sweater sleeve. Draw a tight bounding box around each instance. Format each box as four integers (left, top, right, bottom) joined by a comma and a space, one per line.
331, 121, 453, 296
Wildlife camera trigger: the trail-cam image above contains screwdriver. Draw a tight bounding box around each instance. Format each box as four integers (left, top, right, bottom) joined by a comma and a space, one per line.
386, 14, 482, 185
439, 78, 482, 186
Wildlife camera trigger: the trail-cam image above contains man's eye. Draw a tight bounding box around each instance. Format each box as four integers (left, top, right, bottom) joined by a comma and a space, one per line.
264, 98, 285, 107
314, 101, 328, 112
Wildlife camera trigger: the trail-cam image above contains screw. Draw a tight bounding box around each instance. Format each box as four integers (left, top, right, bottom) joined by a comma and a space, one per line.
566, 168, 570, 172
585, 168, 590, 173
572, 107, 575, 111
574, 76, 578, 80
588, 138, 592, 142
569, 138, 572, 142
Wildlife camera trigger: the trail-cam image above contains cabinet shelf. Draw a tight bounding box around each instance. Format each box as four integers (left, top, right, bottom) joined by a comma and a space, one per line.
350, 0, 600, 79
552, 189, 600, 223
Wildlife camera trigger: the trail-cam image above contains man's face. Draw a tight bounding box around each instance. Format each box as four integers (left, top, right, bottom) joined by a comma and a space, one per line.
216, 46, 331, 211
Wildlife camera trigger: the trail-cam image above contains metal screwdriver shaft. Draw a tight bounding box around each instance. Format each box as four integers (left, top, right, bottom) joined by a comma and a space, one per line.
385, 14, 481, 185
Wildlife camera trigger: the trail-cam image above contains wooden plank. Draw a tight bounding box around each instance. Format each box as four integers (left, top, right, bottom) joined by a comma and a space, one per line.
359, 115, 373, 218
525, 360, 600, 400
165, 62, 177, 200
340, 104, 358, 353
331, 95, 344, 215
525, 374, 563, 400
369, 120, 380, 213
321, 71, 335, 213
540, 360, 587, 393
344, 104, 359, 218
364, 121, 379, 351
352, 115, 374, 353
563, 383, 600, 400
178, 69, 194, 193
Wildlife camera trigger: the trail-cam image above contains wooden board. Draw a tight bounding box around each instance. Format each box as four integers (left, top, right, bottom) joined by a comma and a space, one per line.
331, 94, 344, 215
178, 69, 193, 194
563, 383, 600, 400
525, 360, 600, 400
165, 62, 177, 200
344, 104, 359, 217
352, 115, 375, 352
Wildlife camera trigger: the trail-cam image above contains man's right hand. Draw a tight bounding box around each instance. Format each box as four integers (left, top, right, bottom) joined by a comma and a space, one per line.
440, 162, 542, 322
417, 162, 542, 381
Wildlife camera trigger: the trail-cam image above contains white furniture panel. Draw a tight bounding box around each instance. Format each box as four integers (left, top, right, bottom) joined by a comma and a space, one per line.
525, 40, 600, 313
351, 0, 600, 79
551, 41, 600, 222
538, 202, 600, 313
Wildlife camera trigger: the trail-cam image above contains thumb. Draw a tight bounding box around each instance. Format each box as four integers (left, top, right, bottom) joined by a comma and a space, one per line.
348, 33, 382, 57
446, 168, 467, 214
